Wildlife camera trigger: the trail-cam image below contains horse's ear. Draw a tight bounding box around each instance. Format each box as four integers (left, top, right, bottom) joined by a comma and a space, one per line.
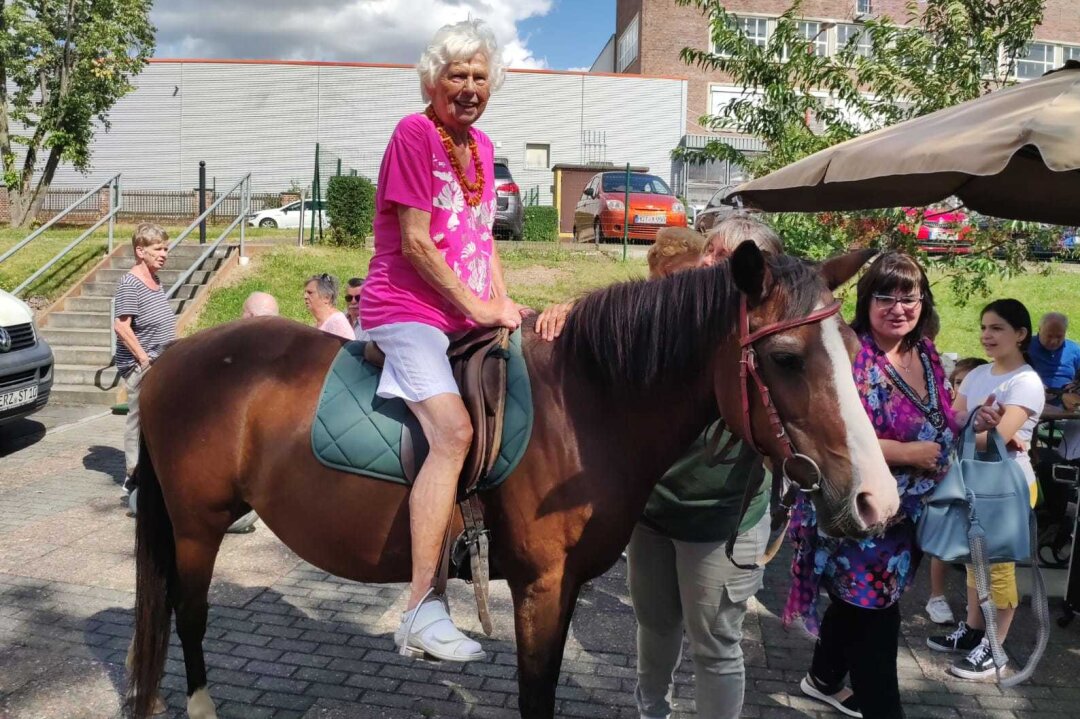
821, 248, 877, 291
731, 241, 768, 302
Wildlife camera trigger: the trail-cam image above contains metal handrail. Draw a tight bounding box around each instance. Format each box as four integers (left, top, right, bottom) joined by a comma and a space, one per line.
0, 174, 122, 296
165, 174, 251, 301
167, 173, 250, 253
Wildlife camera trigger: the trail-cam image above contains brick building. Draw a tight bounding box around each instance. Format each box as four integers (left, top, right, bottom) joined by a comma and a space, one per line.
592, 0, 1080, 204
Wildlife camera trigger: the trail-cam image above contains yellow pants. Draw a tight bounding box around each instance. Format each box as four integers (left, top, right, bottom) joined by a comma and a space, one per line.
962, 481, 1035, 609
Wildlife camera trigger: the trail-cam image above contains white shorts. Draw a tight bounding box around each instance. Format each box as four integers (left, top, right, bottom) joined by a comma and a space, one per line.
366, 322, 459, 403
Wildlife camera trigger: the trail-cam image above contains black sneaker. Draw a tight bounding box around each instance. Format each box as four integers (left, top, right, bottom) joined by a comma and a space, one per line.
950, 638, 1006, 680
799, 674, 863, 718
927, 621, 984, 653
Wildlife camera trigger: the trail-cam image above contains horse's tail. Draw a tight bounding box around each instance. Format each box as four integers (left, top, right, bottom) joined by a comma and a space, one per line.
128, 433, 175, 719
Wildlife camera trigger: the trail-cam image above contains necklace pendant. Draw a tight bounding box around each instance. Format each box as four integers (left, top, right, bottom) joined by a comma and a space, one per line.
928, 409, 945, 429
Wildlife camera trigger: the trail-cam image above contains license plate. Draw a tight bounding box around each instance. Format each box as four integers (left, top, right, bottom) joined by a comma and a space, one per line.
635, 214, 667, 225
0, 385, 37, 411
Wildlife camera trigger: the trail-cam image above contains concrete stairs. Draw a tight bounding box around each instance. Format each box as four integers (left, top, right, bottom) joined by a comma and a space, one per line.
39, 243, 236, 406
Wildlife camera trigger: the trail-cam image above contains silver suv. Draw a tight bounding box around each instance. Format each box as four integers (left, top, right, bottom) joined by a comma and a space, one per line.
0, 289, 53, 425
494, 162, 524, 241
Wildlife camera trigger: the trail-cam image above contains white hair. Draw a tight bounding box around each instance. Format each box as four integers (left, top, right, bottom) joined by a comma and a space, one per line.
417, 19, 506, 102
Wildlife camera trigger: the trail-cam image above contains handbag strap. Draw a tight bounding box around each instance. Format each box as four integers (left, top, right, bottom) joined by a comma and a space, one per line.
970, 507, 1050, 686
961, 409, 1009, 462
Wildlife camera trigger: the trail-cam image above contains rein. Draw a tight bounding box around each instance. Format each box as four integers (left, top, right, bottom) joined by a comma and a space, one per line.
711, 295, 843, 570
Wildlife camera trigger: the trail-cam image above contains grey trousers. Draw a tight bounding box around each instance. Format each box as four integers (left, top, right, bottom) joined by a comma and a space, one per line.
122, 368, 143, 477
627, 515, 768, 719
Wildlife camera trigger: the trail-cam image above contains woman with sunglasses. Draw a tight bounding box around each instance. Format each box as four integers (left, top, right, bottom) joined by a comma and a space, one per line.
788, 252, 988, 718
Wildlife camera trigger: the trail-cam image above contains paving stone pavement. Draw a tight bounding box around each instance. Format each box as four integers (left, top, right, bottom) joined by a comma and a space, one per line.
1, 412, 1079, 718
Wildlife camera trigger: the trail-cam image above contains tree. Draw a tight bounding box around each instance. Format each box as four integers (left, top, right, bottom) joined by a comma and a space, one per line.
675, 0, 1058, 296
0, 0, 155, 227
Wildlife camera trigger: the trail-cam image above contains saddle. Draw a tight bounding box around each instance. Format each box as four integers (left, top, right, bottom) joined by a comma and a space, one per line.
363, 327, 511, 495
364, 327, 512, 635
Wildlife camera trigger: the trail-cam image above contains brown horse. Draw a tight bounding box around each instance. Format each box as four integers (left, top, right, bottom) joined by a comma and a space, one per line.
128, 243, 898, 719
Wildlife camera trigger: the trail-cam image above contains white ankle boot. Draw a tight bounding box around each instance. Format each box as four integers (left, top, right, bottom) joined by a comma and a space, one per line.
395, 597, 485, 662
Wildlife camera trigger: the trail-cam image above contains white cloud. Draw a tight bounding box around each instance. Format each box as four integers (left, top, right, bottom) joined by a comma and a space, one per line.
153, 0, 552, 68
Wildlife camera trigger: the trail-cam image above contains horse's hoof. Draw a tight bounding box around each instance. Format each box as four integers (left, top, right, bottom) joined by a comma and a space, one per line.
187, 687, 217, 719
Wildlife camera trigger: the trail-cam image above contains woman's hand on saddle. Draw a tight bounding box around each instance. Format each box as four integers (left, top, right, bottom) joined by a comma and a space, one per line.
904, 441, 941, 471
473, 295, 523, 330
534, 301, 575, 342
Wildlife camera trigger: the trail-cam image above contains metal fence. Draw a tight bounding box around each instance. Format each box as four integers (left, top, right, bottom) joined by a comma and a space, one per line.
33, 187, 281, 224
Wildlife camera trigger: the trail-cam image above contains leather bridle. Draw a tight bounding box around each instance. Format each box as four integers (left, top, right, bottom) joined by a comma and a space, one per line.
733, 294, 843, 493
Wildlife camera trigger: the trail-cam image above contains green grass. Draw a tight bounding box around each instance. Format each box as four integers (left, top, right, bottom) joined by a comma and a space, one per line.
190, 245, 375, 332
0, 222, 298, 304
191, 244, 1080, 359
0, 228, 109, 301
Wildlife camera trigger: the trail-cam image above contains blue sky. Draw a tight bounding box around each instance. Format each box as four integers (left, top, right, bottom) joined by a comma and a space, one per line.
152, 1, 615, 70
518, 2, 615, 70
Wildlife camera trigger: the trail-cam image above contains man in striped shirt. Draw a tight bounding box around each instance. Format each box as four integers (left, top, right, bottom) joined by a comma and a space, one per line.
113, 223, 177, 493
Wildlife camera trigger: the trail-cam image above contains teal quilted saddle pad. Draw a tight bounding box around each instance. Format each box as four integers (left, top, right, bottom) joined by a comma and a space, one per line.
311, 329, 533, 490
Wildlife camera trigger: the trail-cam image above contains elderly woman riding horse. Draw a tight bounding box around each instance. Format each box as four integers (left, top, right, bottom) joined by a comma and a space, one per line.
359, 19, 527, 662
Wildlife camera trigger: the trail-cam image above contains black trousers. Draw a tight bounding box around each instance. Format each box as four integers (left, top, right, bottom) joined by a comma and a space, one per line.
810, 598, 904, 719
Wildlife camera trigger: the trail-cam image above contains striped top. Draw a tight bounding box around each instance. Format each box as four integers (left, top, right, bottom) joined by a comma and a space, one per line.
113, 272, 177, 376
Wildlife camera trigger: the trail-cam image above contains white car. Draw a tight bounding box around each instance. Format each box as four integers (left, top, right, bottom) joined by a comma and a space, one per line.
0, 289, 52, 425
247, 200, 329, 230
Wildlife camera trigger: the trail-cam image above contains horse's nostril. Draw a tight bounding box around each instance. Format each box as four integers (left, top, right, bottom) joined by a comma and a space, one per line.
856, 491, 881, 528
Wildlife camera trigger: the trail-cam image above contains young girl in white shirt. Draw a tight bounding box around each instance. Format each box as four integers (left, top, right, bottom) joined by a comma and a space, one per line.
927, 299, 1045, 680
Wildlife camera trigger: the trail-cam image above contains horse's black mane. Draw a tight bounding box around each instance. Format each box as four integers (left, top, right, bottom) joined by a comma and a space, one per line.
558, 254, 826, 391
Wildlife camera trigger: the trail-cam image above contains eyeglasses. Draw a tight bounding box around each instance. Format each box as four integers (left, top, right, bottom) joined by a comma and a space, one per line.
872, 294, 923, 311
345, 294, 361, 303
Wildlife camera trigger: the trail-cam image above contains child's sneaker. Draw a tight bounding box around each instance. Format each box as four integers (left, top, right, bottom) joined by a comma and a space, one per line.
926, 621, 984, 653
925, 595, 955, 624
950, 638, 1006, 680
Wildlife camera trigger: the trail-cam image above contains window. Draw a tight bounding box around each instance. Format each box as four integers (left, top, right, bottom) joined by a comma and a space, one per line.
524, 143, 550, 170
856, 0, 873, 15
796, 21, 829, 57
1016, 42, 1055, 79
732, 16, 769, 48
617, 13, 639, 72
602, 173, 672, 195
836, 23, 872, 57
710, 85, 764, 118
1064, 45, 1080, 63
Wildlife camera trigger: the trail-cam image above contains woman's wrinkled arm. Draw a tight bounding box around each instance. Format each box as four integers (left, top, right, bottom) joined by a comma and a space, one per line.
398, 206, 519, 328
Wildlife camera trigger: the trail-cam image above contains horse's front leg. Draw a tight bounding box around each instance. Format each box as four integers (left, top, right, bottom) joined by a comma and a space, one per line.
510, 570, 582, 719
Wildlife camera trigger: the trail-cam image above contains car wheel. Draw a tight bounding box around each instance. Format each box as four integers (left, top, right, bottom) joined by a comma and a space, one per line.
594, 219, 604, 245
259, 218, 277, 229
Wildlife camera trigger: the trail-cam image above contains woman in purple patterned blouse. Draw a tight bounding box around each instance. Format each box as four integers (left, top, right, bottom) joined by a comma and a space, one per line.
786, 253, 958, 719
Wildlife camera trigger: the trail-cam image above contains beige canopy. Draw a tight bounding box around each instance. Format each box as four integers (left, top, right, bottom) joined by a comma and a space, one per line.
729, 62, 1080, 225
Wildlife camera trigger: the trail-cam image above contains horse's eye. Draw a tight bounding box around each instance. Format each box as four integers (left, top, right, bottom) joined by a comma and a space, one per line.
770, 352, 805, 371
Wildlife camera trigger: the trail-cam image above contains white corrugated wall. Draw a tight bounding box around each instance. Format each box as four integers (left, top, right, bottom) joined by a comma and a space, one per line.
46, 61, 688, 205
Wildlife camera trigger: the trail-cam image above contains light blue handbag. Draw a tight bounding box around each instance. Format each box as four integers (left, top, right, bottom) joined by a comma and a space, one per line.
916, 420, 1030, 563
916, 417, 1048, 686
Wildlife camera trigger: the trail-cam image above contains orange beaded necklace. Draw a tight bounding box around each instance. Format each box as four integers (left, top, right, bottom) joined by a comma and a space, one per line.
425, 105, 485, 207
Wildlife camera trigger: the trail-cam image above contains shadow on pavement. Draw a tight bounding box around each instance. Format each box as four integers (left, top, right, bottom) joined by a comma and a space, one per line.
0, 418, 46, 458
82, 444, 126, 486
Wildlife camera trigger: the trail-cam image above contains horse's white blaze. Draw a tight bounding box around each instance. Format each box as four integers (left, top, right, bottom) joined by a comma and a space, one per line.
187, 687, 217, 719
819, 315, 899, 521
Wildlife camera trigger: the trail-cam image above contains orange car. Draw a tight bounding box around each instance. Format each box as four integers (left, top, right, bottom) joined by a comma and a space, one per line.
573, 172, 687, 243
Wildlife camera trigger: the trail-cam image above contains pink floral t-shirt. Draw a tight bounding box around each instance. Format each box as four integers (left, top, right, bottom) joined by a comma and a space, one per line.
360, 113, 496, 334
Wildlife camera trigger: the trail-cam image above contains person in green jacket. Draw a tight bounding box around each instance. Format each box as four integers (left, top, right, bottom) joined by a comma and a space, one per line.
535, 216, 784, 719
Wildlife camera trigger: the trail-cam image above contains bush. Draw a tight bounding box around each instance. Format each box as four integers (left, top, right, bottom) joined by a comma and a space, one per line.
325, 175, 375, 247
522, 206, 558, 243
